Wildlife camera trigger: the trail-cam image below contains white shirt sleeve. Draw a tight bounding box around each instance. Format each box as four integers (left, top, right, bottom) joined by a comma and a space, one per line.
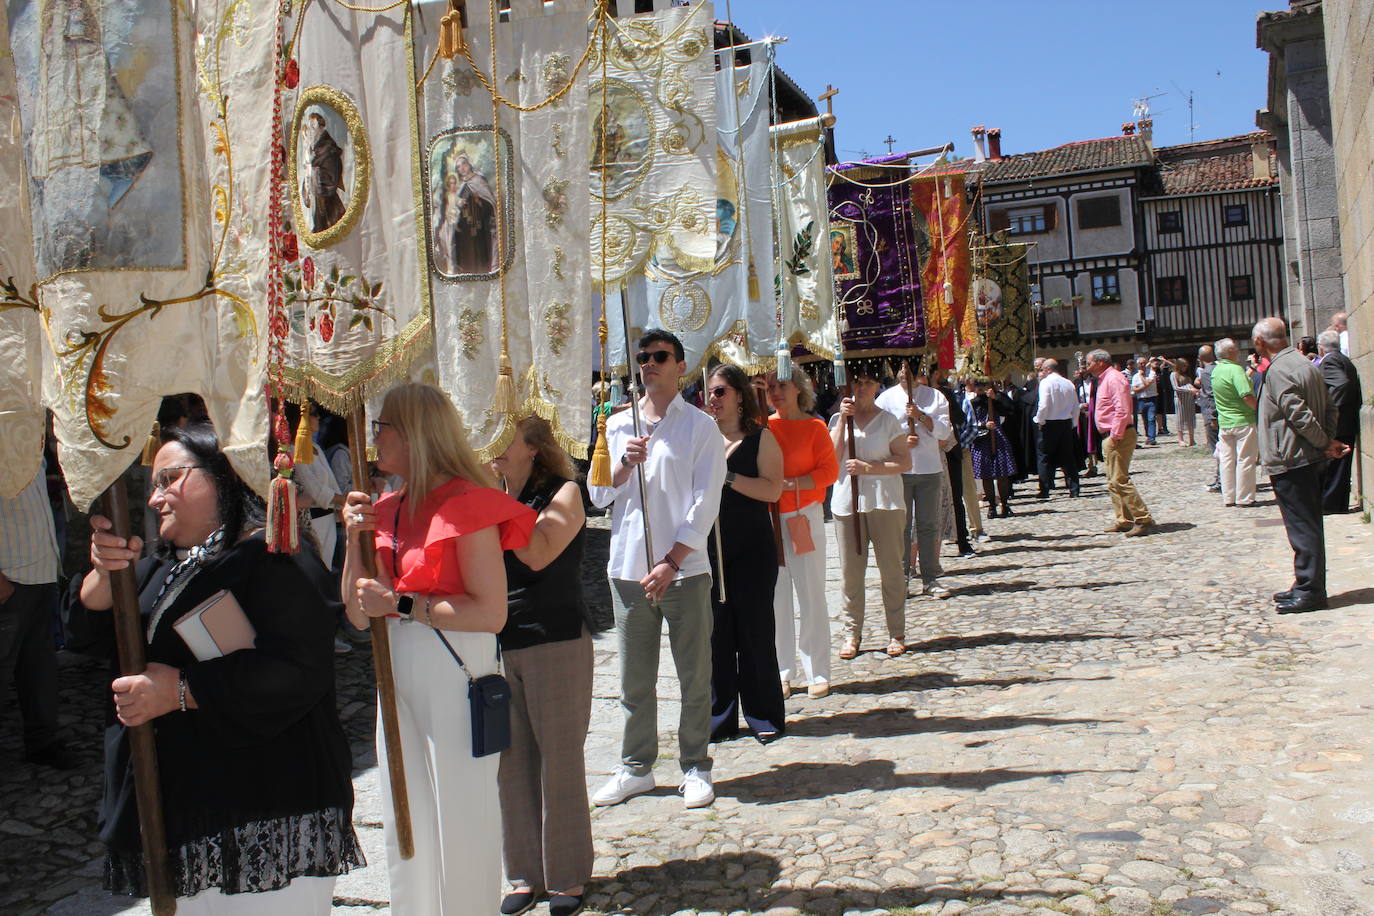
587, 412, 631, 509
671, 417, 726, 552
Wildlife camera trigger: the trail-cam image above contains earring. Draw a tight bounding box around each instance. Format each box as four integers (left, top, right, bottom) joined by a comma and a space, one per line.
737, 406, 743, 415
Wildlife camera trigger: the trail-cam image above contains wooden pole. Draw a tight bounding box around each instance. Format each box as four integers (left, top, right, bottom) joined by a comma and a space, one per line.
346, 408, 414, 860
103, 480, 176, 915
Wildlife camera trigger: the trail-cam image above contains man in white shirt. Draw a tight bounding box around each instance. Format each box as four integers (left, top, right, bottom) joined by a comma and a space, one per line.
588, 329, 726, 809
876, 362, 953, 598
1131, 357, 1160, 446
1032, 359, 1081, 498
0, 462, 73, 770
1328, 311, 1350, 356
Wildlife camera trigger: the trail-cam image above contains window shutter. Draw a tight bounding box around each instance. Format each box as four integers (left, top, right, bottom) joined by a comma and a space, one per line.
1043, 203, 1057, 231
988, 209, 1009, 233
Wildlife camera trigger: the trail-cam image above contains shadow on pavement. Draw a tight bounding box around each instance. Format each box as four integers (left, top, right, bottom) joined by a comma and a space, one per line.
711, 760, 1102, 804
786, 709, 1107, 739
1145, 521, 1198, 535
904, 630, 1116, 653
975, 542, 1110, 556
830, 671, 1114, 696
1328, 586, 1374, 610
949, 579, 1139, 597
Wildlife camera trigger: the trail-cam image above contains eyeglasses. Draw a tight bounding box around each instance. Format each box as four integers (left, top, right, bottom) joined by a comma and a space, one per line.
370, 419, 393, 437
152, 465, 202, 494
707, 386, 730, 399
635, 350, 673, 366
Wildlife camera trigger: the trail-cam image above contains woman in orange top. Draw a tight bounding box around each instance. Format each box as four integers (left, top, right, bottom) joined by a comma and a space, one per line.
342, 384, 535, 916
765, 371, 840, 699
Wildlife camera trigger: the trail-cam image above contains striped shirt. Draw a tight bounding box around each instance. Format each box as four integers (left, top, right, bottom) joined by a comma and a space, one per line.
0, 464, 61, 585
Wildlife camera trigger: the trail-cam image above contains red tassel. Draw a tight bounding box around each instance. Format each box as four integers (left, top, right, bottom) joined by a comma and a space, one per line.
266, 453, 299, 554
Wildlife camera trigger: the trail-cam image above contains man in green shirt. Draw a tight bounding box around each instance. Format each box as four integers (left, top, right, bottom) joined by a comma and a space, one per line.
1211, 338, 1259, 507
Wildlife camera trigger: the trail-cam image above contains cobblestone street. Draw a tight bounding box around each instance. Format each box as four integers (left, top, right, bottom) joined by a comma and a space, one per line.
7, 444, 1373, 915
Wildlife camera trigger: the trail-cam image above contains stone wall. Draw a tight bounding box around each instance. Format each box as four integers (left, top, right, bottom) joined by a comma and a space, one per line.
1323, 0, 1373, 510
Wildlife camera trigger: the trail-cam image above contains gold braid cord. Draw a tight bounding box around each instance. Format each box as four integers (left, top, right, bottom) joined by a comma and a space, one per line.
587, 6, 613, 487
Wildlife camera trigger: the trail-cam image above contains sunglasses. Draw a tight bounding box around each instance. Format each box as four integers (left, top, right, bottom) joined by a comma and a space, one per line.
635, 350, 673, 365
707, 386, 731, 399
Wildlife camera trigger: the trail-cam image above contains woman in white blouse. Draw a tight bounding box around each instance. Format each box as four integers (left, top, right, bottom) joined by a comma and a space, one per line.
829, 369, 912, 659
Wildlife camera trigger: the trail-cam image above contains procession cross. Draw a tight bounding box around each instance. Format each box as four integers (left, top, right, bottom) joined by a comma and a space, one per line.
884, 134, 896, 154
819, 83, 839, 116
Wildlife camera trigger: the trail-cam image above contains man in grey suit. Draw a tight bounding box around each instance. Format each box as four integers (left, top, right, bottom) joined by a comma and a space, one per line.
1196, 345, 1221, 492
1252, 318, 1351, 614
1316, 330, 1362, 514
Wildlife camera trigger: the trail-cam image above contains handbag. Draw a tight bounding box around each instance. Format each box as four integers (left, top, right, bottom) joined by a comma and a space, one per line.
434, 629, 511, 758
783, 482, 815, 555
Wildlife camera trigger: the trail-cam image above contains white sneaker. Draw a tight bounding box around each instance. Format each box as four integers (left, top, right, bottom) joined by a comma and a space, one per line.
679, 767, 715, 808
975, 532, 990, 543
924, 579, 951, 599
592, 766, 655, 806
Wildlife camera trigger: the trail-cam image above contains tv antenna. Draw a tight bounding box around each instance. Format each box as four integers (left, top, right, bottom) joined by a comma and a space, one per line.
1132, 91, 1167, 123
1171, 82, 1198, 142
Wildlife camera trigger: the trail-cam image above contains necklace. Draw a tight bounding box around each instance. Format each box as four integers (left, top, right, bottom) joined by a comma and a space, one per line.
146, 527, 227, 641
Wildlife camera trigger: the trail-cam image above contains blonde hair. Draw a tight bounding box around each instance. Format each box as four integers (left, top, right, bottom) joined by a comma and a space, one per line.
770, 369, 816, 413
517, 415, 577, 488
380, 383, 495, 505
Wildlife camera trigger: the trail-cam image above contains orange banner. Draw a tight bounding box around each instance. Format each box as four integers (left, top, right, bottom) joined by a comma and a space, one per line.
912, 173, 973, 368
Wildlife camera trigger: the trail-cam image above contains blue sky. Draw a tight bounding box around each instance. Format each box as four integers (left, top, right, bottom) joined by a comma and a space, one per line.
728, 0, 1277, 162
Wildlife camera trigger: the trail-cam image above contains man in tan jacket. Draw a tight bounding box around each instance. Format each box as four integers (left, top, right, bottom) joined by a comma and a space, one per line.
1252, 318, 1350, 613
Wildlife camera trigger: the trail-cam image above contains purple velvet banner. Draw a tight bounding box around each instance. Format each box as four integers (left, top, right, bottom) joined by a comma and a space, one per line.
826, 160, 926, 359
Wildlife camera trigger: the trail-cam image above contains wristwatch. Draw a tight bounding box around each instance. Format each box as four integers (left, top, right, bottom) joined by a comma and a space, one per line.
621, 454, 632, 468
725, 471, 737, 487
395, 593, 414, 618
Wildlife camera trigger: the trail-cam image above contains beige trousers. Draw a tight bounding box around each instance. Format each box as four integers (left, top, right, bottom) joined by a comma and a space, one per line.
835, 509, 907, 642
1102, 428, 1153, 526
1218, 424, 1259, 506
960, 449, 984, 536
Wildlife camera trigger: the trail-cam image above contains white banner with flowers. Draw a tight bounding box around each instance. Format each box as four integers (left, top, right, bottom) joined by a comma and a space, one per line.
277, 0, 430, 415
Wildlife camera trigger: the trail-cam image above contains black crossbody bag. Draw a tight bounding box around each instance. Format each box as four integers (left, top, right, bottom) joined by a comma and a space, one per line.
392, 494, 511, 758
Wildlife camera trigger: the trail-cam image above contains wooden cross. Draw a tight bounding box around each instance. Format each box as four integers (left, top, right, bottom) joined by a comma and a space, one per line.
884, 135, 897, 154
818, 83, 839, 116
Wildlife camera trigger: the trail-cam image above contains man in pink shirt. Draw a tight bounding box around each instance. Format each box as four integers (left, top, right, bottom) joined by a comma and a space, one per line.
1087, 349, 1154, 536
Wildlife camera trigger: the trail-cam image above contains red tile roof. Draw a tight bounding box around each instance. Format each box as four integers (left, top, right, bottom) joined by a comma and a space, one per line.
979, 135, 1154, 183
1154, 133, 1278, 194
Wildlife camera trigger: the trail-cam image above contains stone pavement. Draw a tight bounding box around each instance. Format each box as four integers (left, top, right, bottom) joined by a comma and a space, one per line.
4, 443, 1372, 915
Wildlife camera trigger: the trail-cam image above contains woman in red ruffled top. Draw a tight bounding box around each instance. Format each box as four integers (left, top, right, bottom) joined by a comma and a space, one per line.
342, 383, 535, 916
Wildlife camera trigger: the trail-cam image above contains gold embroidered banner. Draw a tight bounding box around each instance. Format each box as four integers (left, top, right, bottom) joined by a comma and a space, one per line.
279, 0, 430, 416
590, 0, 717, 291
775, 117, 837, 362
421, 0, 593, 459
1, 0, 272, 507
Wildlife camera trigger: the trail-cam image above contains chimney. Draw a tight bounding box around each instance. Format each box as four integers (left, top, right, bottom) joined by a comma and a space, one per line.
1138, 118, 1153, 149
1251, 138, 1273, 180
987, 128, 1002, 160
1121, 122, 1137, 136
971, 125, 987, 164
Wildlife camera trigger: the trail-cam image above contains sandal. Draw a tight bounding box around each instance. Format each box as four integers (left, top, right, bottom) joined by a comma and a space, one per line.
839, 637, 859, 660
885, 638, 906, 657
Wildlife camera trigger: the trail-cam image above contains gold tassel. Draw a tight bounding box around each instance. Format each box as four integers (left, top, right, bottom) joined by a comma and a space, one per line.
293, 414, 314, 465
493, 352, 520, 415
438, 9, 466, 59
588, 410, 613, 486
140, 421, 161, 466
747, 255, 761, 301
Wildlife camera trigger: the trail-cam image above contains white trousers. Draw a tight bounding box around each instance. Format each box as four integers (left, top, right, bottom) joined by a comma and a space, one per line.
380, 619, 503, 916
176, 876, 336, 915
1218, 424, 1259, 506
773, 501, 830, 686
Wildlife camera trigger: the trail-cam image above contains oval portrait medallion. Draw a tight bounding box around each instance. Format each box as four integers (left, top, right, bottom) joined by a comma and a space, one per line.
290, 86, 371, 250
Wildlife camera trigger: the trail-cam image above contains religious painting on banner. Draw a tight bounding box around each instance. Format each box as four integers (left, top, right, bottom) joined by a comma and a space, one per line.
420, 0, 592, 460
827, 156, 925, 365
609, 43, 769, 378
911, 172, 973, 370
589, 0, 716, 292
975, 234, 1033, 379
280, 0, 430, 417
1, 0, 274, 505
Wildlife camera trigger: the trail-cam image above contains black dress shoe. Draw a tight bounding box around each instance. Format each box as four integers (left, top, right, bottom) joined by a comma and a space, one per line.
549, 892, 585, 916
1272, 589, 1294, 603
1276, 595, 1328, 614
500, 890, 540, 915
24, 741, 80, 771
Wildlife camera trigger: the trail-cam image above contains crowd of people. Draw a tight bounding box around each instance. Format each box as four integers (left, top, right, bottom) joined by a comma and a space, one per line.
0, 316, 1362, 914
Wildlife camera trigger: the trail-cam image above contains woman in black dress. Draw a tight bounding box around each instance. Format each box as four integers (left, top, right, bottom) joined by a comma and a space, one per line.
80, 423, 361, 914
703, 365, 785, 742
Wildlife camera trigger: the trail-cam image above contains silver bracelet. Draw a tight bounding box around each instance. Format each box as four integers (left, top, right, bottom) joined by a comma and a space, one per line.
177, 670, 188, 713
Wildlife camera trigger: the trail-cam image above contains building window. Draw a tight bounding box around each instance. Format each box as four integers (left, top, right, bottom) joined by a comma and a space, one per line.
1223, 203, 1249, 227
1156, 275, 1187, 307
1091, 271, 1121, 304
1006, 206, 1047, 235
1228, 275, 1254, 301
1157, 211, 1183, 234
1077, 195, 1122, 229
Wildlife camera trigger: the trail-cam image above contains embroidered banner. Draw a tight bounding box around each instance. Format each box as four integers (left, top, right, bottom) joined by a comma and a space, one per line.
590, 0, 716, 291
609, 46, 772, 377
912, 172, 973, 369
421, 0, 593, 459
827, 157, 925, 361
775, 117, 836, 362
2, 0, 272, 506
279, 0, 430, 419
975, 235, 1034, 379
